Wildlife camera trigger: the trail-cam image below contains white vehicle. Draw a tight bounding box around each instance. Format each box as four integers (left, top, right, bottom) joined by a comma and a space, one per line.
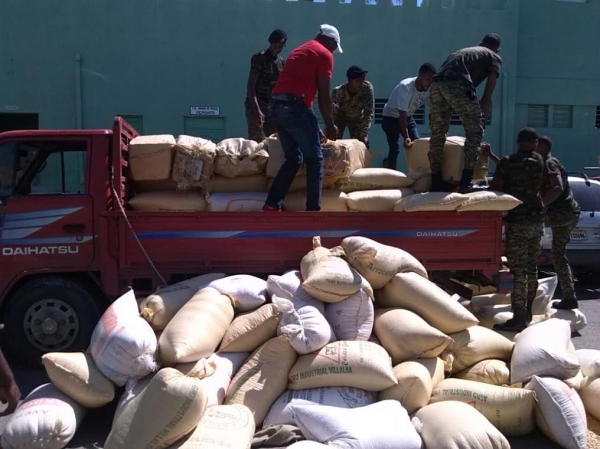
539, 174, 600, 282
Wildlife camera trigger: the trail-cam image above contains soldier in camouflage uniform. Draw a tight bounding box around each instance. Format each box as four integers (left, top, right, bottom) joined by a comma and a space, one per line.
245, 29, 287, 142
331, 66, 374, 147
536, 136, 581, 310
428, 33, 502, 192
491, 128, 545, 332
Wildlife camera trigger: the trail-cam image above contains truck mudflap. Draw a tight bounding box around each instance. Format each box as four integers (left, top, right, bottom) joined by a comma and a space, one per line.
115, 210, 504, 289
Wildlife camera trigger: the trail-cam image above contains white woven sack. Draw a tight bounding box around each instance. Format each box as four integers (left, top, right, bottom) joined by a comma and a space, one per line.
208, 274, 267, 312
90, 289, 157, 386
274, 296, 335, 355
291, 400, 422, 449
511, 318, 580, 383
263, 387, 377, 427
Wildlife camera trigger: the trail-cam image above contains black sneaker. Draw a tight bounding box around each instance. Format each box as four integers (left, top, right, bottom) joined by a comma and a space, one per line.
494, 309, 528, 332
554, 299, 578, 310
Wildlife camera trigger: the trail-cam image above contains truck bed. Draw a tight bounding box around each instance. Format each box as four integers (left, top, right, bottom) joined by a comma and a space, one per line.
110, 210, 503, 291
106, 117, 503, 295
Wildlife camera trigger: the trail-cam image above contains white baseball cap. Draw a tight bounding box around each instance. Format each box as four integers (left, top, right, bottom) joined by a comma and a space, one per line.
319, 24, 343, 53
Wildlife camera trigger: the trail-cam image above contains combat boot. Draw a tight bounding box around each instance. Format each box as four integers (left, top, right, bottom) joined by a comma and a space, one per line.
430, 172, 446, 192
494, 308, 528, 332
526, 299, 534, 324
554, 298, 579, 310
458, 169, 475, 193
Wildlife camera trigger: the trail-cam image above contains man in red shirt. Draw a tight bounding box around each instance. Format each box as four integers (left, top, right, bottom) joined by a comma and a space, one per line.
263, 24, 341, 212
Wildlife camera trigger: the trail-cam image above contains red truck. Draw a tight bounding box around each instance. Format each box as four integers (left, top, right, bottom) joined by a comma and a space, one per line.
0, 117, 505, 366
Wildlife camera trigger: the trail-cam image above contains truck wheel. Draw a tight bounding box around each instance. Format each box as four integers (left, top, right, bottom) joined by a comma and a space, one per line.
3, 277, 101, 367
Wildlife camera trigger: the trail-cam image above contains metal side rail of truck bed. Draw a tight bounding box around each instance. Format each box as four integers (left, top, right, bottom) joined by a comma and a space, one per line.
105, 209, 504, 294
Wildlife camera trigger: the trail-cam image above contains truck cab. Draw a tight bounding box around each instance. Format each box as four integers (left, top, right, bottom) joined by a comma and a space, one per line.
0, 130, 112, 366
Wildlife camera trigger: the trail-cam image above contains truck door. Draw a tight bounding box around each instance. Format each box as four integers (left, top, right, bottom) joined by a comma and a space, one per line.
0, 138, 94, 273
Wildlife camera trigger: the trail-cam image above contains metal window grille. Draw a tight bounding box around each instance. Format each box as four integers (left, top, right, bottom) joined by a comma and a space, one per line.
374, 100, 426, 125
527, 104, 549, 128
552, 105, 573, 128
374, 98, 387, 124
449, 111, 492, 126
413, 105, 426, 125
595, 106, 600, 129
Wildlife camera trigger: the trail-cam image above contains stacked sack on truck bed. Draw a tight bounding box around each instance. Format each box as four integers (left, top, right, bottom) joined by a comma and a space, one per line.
5, 235, 597, 449
404, 136, 490, 192
126, 132, 522, 213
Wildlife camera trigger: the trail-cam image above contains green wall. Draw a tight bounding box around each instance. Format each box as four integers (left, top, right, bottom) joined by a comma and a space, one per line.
1, 0, 598, 171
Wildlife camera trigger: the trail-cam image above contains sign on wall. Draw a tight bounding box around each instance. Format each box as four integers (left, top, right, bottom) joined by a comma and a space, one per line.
190, 106, 220, 116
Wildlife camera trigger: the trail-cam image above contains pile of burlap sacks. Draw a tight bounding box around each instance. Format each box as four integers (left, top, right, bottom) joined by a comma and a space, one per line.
3, 236, 598, 449
125, 134, 520, 213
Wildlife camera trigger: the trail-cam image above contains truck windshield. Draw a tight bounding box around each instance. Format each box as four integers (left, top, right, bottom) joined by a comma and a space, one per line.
0, 141, 39, 198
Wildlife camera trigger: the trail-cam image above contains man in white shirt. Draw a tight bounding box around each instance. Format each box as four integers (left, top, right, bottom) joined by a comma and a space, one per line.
381, 63, 437, 170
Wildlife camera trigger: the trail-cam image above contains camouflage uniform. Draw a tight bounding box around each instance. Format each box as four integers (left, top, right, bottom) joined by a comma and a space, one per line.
495, 151, 545, 312
332, 81, 374, 141
543, 156, 581, 301
245, 49, 285, 142
428, 47, 502, 173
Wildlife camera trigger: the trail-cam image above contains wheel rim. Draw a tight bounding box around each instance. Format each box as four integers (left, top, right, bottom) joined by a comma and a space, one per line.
23, 299, 80, 352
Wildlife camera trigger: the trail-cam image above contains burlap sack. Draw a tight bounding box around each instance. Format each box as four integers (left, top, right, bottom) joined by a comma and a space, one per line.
430, 379, 536, 436
337, 168, 414, 192
456, 191, 522, 212
376, 272, 478, 334
268, 175, 338, 193
159, 287, 234, 365
287, 340, 397, 392
219, 303, 281, 352
447, 325, 514, 373
172, 135, 216, 190
42, 352, 115, 408
378, 358, 445, 414
453, 359, 511, 386
128, 191, 208, 211
104, 368, 208, 449
401, 191, 469, 211
407, 171, 431, 193
374, 308, 452, 364
341, 236, 428, 289
140, 273, 226, 331
209, 174, 267, 193
301, 237, 372, 303
225, 336, 298, 426
414, 402, 510, 449
346, 189, 414, 212
128, 134, 175, 181
265, 137, 369, 181
169, 404, 255, 449
214, 138, 269, 178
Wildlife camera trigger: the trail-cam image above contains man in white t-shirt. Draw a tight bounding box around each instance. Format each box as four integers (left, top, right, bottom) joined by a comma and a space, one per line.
381, 63, 437, 170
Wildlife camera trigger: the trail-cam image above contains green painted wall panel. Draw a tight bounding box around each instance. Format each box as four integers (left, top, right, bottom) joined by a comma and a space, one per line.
0, 0, 598, 171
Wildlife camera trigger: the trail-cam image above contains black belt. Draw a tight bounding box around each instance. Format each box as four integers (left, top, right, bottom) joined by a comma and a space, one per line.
271, 93, 302, 103
433, 76, 467, 82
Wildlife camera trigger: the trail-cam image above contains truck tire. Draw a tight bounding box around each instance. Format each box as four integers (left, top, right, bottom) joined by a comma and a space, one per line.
3, 277, 101, 368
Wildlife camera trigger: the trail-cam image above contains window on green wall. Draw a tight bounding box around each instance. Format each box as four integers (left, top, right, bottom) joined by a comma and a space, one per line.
595, 107, 600, 128
450, 111, 492, 127
552, 105, 573, 129
527, 105, 549, 128
374, 99, 425, 125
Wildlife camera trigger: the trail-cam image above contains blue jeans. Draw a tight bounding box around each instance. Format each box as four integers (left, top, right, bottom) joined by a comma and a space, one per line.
266, 94, 323, 211
381, 115, 420, 170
